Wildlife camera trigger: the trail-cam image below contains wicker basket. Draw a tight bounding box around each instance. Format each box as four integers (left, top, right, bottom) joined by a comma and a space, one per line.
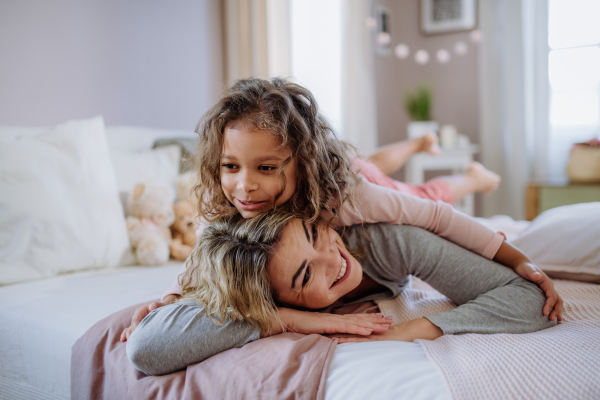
567, 140, 600, 183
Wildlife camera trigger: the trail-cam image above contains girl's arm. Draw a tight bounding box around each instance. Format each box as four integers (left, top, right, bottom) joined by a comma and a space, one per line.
333, 318, 443, 344
493, 241, 563, 321
337, 177, 504, 259
265, 308, 392, 338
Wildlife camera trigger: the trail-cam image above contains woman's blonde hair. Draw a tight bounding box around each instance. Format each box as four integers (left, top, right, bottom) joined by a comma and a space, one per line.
193, 77, 360, 224
179, 212, 298, 334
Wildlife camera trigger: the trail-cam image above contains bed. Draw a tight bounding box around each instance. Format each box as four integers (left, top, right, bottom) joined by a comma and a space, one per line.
1, 118, 599, 400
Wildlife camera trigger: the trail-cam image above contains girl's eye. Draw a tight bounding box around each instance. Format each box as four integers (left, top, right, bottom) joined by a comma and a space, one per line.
311, 224, 318, 244
258, 165, 276, 171
302, 266, 310, 287
222, 163, 238, 170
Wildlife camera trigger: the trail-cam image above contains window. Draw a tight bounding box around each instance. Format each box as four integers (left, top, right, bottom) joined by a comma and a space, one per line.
547, 0, 600, 179
290, 0, 342, 135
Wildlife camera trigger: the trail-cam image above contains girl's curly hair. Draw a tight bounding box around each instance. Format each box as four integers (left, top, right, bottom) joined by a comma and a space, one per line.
193, 77, 360, 224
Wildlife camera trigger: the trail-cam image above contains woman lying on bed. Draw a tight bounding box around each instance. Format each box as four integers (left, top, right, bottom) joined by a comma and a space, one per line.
127, 212, 559, 375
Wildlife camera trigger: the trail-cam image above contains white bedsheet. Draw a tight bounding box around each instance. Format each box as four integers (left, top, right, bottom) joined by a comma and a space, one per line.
0, 263, 450, 400
0, 263, 181, 400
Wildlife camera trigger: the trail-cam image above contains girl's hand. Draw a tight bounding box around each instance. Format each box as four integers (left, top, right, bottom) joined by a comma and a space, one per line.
331, 318, 443, 344
266, 308, 393, 338
513, 262, 563, 322
119, 294, 180, 342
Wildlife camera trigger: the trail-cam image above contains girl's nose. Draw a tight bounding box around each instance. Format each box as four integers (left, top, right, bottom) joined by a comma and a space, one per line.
237, 171, 259, 192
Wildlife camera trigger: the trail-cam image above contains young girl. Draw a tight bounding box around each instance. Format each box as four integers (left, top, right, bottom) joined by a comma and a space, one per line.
126, 213, 557, 375
120, 77, 560, 342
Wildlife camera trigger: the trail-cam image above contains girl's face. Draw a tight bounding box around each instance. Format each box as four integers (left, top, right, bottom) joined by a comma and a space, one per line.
220, 123, 298, 218
267, 219, 363, 309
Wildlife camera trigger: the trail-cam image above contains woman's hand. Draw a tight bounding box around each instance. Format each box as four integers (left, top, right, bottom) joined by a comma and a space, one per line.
263, 308, 393, 338
330, 318, 443, 344
493, 241, 563, 322
513, 262, 563, 321
120, 294, 180, 342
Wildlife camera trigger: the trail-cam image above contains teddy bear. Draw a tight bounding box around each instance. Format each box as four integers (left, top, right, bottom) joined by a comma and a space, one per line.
126, 181, 175, 266
169, 201, 199, 262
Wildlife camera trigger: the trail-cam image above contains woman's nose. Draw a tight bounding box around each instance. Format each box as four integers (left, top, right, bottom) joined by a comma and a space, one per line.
237, 170, 259, 192
321, 243, 340, 277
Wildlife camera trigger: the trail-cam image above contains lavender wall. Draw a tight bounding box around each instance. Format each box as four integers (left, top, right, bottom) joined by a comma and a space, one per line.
372, 0, 483, 213
372, 1, 480, 145
0, 0, 224, 130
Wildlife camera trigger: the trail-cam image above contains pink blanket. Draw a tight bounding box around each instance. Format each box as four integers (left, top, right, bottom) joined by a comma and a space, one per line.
71, 302, 337, 400
377, 279, 600, 400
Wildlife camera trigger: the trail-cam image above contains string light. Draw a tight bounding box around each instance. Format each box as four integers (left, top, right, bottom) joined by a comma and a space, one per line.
436, 49, 451, 64
470, 29, 483, 43
415, 50, 430, 65
454, 41, 468, 55
395, 44, 410, 59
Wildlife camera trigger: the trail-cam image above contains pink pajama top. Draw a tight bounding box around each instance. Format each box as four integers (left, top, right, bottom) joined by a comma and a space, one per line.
161, 177, 504, 302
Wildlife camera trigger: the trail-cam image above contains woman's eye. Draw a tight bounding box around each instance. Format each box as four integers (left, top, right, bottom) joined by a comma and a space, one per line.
258, 165, 276, 171
302, 266, 310, 287
311, 225, 318, 244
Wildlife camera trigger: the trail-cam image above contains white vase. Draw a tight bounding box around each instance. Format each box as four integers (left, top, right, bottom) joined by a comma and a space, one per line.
407, 121, 439, 139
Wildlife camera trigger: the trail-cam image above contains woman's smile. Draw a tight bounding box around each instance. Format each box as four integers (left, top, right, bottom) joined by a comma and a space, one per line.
267, 219, 363, 310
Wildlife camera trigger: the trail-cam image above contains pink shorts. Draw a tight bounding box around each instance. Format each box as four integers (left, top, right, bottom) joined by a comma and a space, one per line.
352, 158, 454, 205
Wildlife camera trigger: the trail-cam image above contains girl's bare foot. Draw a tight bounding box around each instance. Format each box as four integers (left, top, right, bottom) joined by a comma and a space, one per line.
416, 132, 441, 156
466, 162, 501, 194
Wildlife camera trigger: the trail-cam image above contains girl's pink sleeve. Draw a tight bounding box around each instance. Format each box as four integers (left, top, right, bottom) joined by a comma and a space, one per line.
337, 178, 504, 259
160, 220, 209, 302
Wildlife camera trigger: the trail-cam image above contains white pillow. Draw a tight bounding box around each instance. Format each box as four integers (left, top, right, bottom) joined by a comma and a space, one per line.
0, 116, 130, 285
510, 202, 600, 283
111, 145, 181, 194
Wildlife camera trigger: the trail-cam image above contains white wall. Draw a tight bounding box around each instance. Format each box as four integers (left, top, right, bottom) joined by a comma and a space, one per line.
0, 0, 224, 130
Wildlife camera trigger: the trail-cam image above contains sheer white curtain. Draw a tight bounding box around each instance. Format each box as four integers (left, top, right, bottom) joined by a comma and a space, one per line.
479, 0, 549, 219
340, 0, 378, 157
223, 0, 291, 84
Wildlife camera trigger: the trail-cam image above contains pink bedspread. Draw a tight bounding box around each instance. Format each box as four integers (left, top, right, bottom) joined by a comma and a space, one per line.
378, 279, 600, 400
71, 302, 337, 400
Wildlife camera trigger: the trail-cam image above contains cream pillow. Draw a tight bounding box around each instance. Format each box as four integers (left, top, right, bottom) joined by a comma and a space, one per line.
0, 117, 130, 285
511, 202, 600, 283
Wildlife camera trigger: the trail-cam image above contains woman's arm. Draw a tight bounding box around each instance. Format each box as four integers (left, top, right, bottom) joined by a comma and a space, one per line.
493, 241, 563, 321
126, 302, 392, 375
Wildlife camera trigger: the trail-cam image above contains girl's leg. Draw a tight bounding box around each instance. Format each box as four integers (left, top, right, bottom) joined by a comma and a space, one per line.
368, 133, 440, 175
434, 162, 501, 202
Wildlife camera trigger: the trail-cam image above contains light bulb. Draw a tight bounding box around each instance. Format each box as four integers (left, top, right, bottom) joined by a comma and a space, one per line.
415, 50, 430, 65
454, 41, 468, 55
395, 44, 410, 59
436, 49, 451, 64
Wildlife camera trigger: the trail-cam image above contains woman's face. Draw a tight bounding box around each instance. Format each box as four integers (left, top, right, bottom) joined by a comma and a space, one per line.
267, 219, 363, 309
220, 122, 298, 219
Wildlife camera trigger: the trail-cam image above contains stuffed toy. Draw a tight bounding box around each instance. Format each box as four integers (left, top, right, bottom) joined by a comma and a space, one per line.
170, 201, 199, 262
126, 181, 175, 266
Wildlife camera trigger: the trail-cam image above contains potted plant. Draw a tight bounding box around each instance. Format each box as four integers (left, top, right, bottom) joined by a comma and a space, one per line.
404, 83, 438, 139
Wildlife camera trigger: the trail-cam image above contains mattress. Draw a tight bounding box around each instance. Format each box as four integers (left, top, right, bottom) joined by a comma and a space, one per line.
0, 262, 450, 400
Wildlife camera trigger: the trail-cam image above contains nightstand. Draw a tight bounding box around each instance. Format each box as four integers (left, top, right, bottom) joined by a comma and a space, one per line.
526, 180, 600, 220
405, 145, 479, 215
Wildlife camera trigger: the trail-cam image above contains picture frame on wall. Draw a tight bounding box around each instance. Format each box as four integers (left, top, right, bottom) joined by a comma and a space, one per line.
420, 0, 477, 35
